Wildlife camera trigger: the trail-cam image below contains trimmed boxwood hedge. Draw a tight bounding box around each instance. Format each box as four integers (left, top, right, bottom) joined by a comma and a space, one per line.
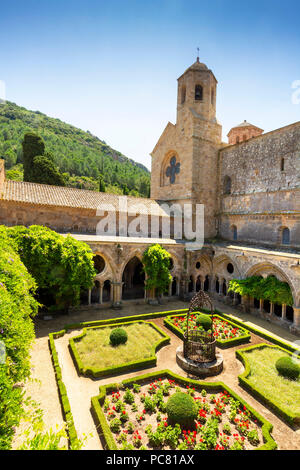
275, 356, 300, 380
91, 369, 277, 450
48, 333, 79, 449
164, 312, 251, 348
69, 320, 170, 378
236, 343, 300, 426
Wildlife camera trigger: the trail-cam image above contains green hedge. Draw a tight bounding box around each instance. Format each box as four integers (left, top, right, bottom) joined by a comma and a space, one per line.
236, 343, 300, 426
69, 320, 170, 378
48, 333, 79, 449
164, 313, 251, 348
91, 369, 277, 450
64, 308, 189, 331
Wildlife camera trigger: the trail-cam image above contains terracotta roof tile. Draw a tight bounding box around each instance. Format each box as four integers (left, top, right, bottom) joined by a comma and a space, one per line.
1, 180, 167, 215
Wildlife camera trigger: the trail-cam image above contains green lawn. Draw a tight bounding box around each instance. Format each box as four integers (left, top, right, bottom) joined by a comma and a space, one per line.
73, 322, 165, 370
243, 346, 300, 417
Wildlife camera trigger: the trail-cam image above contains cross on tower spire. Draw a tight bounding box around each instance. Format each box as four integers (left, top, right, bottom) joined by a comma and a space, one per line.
196, 47, 200, 63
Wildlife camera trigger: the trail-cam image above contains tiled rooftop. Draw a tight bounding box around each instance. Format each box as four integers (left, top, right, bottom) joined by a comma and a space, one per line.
1, 180, 167, 215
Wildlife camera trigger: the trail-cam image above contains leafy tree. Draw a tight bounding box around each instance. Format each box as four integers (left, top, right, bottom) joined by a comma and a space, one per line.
0, 227, 38, 449
31, 156, 66, 186
6, 225, 96, 313
142, 244, 172, 297
228, 275, 293, 306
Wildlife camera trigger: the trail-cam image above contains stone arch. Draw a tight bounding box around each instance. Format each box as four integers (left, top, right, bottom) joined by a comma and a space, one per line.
245, 262, 297, 305
213, 254, 242, 279
122, 255, 145, 300
93, 250, 115, 282
190, 254, 212, 280
160, 150, 181, 187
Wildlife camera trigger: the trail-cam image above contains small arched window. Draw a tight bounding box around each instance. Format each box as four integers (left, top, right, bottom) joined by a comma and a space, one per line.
232, 225, 237, 241
281, 158, 285, 171
282, 227, 290, 245
195, 84, 203, 101
223, 176, 232, 195
181, 85, 186, 104
236, 136, 240, 144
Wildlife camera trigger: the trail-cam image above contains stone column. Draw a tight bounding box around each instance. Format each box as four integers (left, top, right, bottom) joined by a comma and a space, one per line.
112, 282, 123, 309
249, 297, 254, 308
241, 295, 250, 313
292, 306, 300, 328
233, 292, 238, 306
88, 289, 91, 305
282, 304, 287, 320
259, 299, 264, 313
270, 302, 274, 315
193, 278, 197, 293
99, 283, 104, 304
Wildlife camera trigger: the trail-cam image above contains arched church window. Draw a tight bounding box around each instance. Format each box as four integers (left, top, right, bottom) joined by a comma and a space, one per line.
281, 158, 285, 171
195, 84, 203, 101
223, 176, 232, 195
181, 85, 186, 104
165, 156, 180, 184
282, 227, 290, 245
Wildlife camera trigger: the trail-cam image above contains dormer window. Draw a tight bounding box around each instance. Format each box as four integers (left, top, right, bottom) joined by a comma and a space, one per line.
195, 84, 203, 101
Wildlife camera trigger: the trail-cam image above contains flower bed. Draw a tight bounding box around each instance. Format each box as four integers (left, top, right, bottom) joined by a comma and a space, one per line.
91, 370, 276, 450
164, 313, 251, 348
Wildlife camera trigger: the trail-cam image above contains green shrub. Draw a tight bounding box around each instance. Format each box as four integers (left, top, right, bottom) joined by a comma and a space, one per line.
195, 314, 213, 331
166, 392, 198, 429
109, 328, 128, 346
275, 356, 300, 380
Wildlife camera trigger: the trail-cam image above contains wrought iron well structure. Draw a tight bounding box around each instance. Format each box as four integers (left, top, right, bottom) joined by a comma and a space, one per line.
183, 291, 216, 363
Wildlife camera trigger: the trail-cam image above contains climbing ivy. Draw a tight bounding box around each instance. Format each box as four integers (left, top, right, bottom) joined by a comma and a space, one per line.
142, 244, 172, 296
228, 276, 293, 306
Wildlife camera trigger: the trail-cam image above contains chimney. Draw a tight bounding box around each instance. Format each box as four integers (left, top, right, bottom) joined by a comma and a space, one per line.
0, 159, 5, 193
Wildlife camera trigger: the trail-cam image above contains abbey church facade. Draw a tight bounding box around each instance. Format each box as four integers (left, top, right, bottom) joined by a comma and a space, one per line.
0, 59, 299, 333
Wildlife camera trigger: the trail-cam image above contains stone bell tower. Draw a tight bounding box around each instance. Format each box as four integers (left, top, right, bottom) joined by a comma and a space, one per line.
150, 56, 222, 239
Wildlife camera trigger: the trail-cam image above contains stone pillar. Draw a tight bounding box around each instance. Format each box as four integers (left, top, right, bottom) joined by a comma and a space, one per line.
233, 292, 238, 306
292, 306, 300, 328
201, 279, 204, 291
270, 302, 274, 315
193, 278, 197, 293
99, 283, 103, 304
112, 282, 123, 309
282, 304, 287, 320
88, 289, 91, 305
259, 299, 264, 313
241, 295, 250, 313
168, 283, 172, 297
249, 297, 254, 308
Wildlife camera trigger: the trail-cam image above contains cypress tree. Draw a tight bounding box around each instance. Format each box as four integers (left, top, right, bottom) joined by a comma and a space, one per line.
22, 132, 45, 181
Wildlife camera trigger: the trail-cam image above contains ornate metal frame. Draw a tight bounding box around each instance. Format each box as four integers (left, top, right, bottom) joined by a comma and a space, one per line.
183, 290, 216, 363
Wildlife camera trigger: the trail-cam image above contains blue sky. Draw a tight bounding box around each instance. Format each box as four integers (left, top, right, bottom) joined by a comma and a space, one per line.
1, 0, 300, 169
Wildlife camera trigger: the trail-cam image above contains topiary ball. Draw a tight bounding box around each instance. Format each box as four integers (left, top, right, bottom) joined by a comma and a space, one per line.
166, 392, 198, 429
195, 314, 213, 331
109, 327, 128, 346
275, 356, 300, 380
